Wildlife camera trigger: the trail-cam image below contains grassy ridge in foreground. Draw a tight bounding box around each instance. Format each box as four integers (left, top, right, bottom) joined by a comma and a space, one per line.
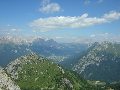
6, 54, 103, 90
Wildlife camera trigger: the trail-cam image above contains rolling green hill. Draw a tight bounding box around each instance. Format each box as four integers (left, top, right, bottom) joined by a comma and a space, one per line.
5, 54, 102, 90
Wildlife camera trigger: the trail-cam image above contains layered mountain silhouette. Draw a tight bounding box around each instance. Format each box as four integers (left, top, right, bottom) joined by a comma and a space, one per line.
1, 36, 120, 89
73, 42, 120, 83
0, 37, 87, 67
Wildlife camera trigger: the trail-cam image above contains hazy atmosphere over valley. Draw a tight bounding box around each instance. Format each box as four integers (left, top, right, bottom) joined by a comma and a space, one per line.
0, 0, 120, 90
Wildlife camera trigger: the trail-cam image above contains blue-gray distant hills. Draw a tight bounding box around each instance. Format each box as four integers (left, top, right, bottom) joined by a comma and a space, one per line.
1, 36, 120, 89
0, 36, 88, 67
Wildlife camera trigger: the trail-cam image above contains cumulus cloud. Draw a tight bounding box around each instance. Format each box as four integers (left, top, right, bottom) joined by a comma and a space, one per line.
103, 11, 120, 20
30, 11, 120, 32
39, 0, 61, 14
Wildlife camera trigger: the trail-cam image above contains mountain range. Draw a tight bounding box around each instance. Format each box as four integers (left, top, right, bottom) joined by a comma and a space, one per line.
0, 36, 88, 67
73, 42, 120, 83
0, 36, 120, 89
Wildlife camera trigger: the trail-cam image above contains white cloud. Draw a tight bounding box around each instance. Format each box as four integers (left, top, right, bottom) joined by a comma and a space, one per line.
72, 33, 120, 43
89, 33, 120, 43
30, 11, 120, 32
103, 11, 120, 21
39, 0, 61, 14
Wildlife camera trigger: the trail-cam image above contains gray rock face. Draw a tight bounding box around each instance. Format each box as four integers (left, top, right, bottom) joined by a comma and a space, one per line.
62, 78, 73, 89
5, 54, 40, 80
0, 67, 21, 90
73, 42, 120, 82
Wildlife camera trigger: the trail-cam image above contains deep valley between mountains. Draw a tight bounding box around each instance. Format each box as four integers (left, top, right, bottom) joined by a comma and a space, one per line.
0, 37, 120, 90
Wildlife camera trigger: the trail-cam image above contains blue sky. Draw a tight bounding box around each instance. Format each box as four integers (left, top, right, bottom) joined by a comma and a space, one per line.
0, 0, 120, 43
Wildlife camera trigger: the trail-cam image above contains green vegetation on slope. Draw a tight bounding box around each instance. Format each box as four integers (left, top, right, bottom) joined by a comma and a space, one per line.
6, 54, 103, 90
